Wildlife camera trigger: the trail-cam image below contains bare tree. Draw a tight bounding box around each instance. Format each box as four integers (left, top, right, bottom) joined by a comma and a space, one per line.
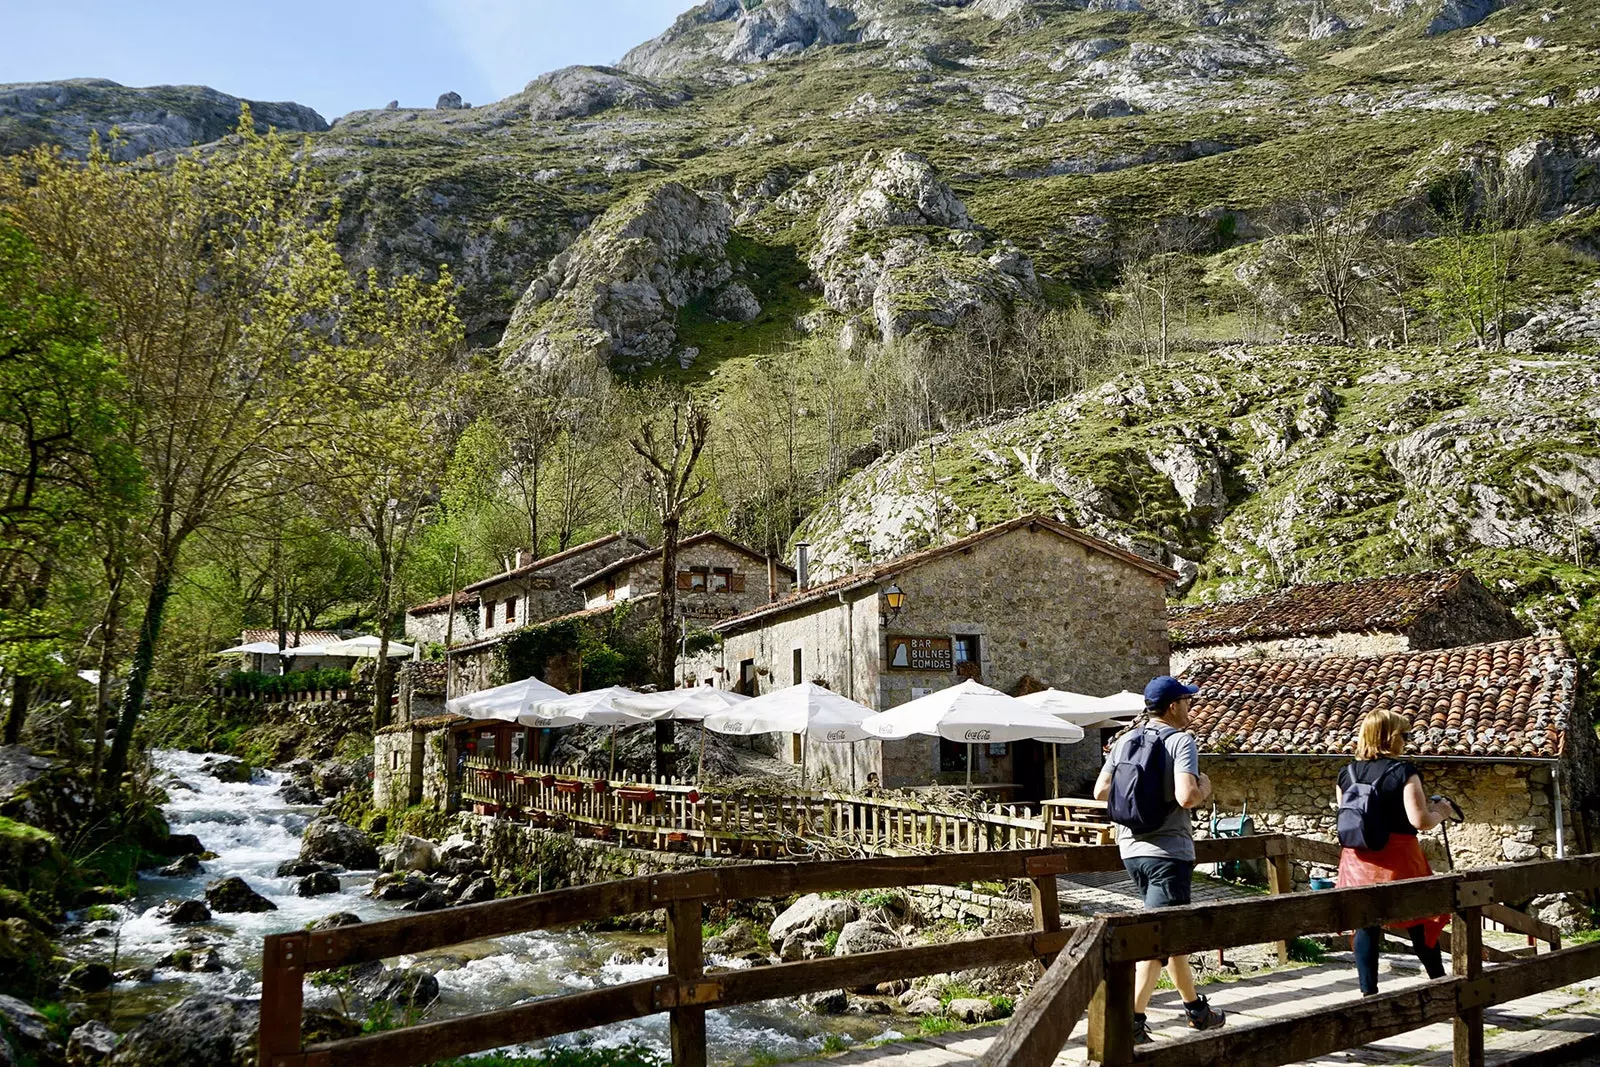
1266, 190, 1377, 342
629, 393, 710, 775
1424, 155, 1543, 349
1115, 226, 1206, 364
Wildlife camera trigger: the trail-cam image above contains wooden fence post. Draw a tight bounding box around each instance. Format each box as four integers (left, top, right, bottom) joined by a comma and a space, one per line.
667, 898, 708, 1067
1030, 874, 1061, 971
1266, 838, 1293, 965
1086, 959, 1136, 1067
1454, 897, 1485, 1067
257, 932, 306, 1067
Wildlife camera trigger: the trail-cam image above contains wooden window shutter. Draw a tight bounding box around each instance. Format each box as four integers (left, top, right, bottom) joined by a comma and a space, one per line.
730, 573, 746, 592
677, 571, 693, 590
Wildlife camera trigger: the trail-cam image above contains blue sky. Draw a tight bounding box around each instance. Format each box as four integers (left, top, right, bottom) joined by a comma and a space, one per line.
0, 0, 691, 121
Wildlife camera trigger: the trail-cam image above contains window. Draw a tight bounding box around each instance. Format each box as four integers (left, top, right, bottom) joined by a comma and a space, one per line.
690, 567, 708, 591
939, 737, 968, 773
605, 576, 617, 601
390, 750, 401, 771
711, 567, 732, 592
505, 597, 517, 624
792, 648, 803, 686
953, 634, 981, 665
484, 601, 496, 629
511, 730, 528, 762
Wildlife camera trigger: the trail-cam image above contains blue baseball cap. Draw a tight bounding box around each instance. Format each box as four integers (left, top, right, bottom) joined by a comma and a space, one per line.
1144, 675, 1199, 709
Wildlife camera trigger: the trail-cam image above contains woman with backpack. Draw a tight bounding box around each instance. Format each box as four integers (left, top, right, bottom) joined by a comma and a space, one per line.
1335, 709, 1457, 995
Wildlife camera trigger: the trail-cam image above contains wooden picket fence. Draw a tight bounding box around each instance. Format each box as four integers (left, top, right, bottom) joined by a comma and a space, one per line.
256, 835, 1583, 1067
459, 757, 1113, 857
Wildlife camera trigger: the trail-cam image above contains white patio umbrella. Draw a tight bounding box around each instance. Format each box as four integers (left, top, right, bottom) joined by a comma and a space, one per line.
617, 688, 753, 780
1017, 688, 1131, 796
528, 686, 649, 777
320, 635, 416, 658
279, 644, 330, 658
1096, 690, 1148, 715
862, 679, 1085, 784
446, 675, 567, 724
216, 640, 283, 655
703, 682, 874, 785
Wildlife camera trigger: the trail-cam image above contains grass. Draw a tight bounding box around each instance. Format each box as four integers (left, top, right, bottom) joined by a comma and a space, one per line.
429, 1045, 665, 1067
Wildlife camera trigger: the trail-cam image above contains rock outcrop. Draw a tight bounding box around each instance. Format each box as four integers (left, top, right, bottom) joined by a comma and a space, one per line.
500, 182, 735, 371
297, 817, 379, 871
204, 877, 276, 914
512, 66, 686, 121
108, 994, 258, 1066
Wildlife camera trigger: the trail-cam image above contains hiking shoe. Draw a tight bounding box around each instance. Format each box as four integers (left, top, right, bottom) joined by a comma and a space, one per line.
1133, 1014, 1153, 1045
1184, 996, 1226, 1031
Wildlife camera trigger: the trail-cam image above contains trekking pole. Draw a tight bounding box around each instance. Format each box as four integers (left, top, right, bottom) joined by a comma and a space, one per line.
1431, 795, 1465, 870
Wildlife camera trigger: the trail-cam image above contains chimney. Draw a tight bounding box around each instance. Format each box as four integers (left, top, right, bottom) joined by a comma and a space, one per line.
767, 555, 779, 602
516, 548, 535, 568
796, 542, 811, 591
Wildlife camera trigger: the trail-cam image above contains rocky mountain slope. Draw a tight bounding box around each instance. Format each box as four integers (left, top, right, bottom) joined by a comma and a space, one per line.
0, 78, 327, 159
8, 0, 1600, 636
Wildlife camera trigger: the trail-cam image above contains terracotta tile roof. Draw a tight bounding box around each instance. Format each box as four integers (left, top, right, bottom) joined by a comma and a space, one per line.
572, 532, 795, 590
460, 532, 651, 593
1185, 636, 1576, 759
240, 629, 342, 647
715, 515, 1177, 633
1170, 571, 1473, 648
447, 595, 659, 655
406, 590, 481, 616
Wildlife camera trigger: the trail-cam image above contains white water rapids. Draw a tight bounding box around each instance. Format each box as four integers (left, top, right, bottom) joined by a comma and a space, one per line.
60, 751, 899, 1063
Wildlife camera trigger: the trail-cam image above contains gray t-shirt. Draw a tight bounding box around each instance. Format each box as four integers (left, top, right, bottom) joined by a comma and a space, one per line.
1103, 723, 1201, 862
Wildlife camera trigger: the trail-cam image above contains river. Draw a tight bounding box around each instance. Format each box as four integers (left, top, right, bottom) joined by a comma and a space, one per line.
61, 751, 901, 1063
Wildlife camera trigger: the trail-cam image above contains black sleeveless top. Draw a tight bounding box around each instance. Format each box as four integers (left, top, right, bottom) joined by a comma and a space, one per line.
1339, 758, 1421, 837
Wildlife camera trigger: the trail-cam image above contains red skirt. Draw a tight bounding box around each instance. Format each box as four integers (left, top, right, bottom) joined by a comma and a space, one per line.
1336, 834, 1449, 948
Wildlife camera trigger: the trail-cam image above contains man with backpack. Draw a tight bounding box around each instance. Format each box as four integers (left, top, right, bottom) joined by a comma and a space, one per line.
1093, 674, 1226, 1044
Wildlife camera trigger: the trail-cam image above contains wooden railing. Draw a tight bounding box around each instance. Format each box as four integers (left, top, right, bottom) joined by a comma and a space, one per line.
460, 758, 1113, 857
980, 844, 1600, 1067
257, 834, 1305, 1067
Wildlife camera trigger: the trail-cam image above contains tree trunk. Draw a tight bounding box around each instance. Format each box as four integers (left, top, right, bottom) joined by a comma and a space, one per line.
106, 550, 178, 785
3, 676, 33, 746
91, 571, 124, 784
655, 512, 680, 777
372, 528, 397, 732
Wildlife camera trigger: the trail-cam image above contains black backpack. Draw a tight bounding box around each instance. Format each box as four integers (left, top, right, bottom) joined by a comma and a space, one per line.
1107, 726, 1178, 834
1337, 760, 1402, 852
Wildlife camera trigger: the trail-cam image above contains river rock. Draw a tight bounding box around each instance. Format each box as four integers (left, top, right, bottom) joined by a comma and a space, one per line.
311, 912, 363, 930
770, 894, 857, 948
204, 877, 276, 914
153, 833, 205, 857
1531, 893, 1587, 933
116, 967, 156, 983
68, 1019, 119, 1064
298, 817, 378, 870
799, 989, 849, 1014
834, 919, 900, 955
278, 781, 319, 805
706, 920, 759, 956
296, 872, 340, 897
948, 997, 998, 1023
275, 859, 330, 877
155, 898, 211, 924
158, 946, 223, 973
311, 758, 368, 799
157, 854, 202, 878
847, 996, 892, 1015
198, 757, 251, 783
905, 995, 943, 1015
66, 962, 115, 993
0, 993, 61, 1063
371, 871, 435, 901
455, 876, 496, 906
436, 834, 482, 874
403, 889, 450, 912
358, 965, 440, 1009
389, 834, 438, 873
107, 993, 258, 1066
277, 757, 314, 776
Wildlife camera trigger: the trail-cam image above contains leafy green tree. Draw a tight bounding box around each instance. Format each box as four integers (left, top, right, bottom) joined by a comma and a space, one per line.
1424, 158, 1542, 349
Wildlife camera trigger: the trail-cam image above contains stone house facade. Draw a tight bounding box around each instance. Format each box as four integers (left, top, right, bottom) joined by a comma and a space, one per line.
395, 661, 447, 724
404, 591, 481, 648
374, 713, 460, 811
460, 533, 651, 639
683, 515, 1176, 798
573, 532, 794, 623
1169, 570, 1527, 674
1184, 635, 1593, 868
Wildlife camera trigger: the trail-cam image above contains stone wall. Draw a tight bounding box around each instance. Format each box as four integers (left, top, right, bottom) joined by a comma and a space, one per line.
582, 540, 793, 622
903, 883, 1033, 926
1203, 755, 1571, 869
1171, 632, 1410, 675
405, 604, 481, 648
422, 724, 458, 810
474, 537, 647, 637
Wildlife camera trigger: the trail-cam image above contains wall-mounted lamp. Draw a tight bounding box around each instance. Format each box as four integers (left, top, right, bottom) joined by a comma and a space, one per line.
880, 583, 906, 628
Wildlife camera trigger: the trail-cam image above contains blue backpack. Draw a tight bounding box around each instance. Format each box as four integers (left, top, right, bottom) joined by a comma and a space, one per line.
1107, 726, 1178, 834
1337, 760, 1401, 852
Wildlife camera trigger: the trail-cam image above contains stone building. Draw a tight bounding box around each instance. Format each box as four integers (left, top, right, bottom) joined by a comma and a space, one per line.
1169, 570, 1527, 674
404, 590, 481, 648
234, 629, 344, 674
460, 533, 651, 637
440, 534, 651, 698
375, 713, 461, 811
395, 661, 448, 724
573, 532, 794, 622
1185, 635, 1593, 868
684, 515, 1176, 798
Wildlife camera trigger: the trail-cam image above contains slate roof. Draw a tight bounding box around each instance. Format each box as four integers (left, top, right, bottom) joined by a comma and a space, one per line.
460, 532, 650, 594
716, 515, 1177, 634
401, 660, 448, 694
572, 532, 795, 590
1185, 636, 1576, 759
406, 590, 481, 617
1169, 571, 1473, 648
447, 595, 659, 655
240, 629, 342, 648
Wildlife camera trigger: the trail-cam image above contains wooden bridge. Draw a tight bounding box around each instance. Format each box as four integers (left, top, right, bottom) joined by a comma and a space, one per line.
461, 757, 1113, 856
256, 834, 1600, 1067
